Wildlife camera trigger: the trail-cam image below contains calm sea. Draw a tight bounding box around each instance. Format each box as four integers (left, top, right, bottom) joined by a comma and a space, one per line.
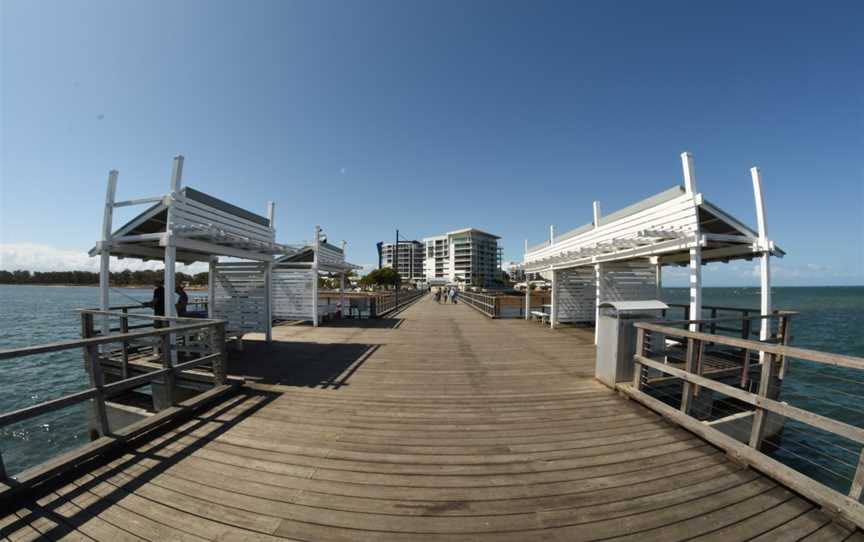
1, 284, 862, 489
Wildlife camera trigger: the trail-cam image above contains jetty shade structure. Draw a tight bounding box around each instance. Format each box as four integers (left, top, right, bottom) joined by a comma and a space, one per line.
90, 155, 297, 343
272, 225, 362, 326
522, 152, 784, 336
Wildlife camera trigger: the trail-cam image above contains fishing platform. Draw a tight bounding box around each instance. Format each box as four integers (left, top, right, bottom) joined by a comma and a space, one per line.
0, 154, 862, 540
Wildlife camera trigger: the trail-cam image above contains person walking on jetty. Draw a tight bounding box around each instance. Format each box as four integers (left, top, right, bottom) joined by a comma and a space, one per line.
449, 286, 458, 305
433, 288, 441, 304
441, 286, 448, 304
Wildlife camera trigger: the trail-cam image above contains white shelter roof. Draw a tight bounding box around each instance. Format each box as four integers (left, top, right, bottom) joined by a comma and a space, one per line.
523, 184, 784, 273
274, 242, 362, 274
90, 186, 297, 263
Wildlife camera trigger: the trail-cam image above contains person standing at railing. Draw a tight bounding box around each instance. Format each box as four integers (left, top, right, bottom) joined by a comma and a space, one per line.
175, 284, 189, 317
147, 281, 166, 328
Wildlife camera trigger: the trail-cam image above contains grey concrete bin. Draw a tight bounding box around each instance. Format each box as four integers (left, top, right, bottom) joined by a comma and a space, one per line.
595, 300, 668, 388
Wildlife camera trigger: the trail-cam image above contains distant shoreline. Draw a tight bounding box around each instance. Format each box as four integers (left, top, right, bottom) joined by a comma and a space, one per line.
0, 283, 208, 290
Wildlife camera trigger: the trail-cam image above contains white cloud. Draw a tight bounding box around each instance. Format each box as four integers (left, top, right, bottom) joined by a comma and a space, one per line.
0, 243, 207, 273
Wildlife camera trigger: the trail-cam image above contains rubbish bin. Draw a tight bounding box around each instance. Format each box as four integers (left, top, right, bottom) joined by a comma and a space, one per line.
595, 300, 668, 388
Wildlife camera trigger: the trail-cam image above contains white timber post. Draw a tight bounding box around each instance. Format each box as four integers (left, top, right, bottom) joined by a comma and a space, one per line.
312, 225, 320, 327
751, 167, 771, 342
164, 154, 184, 321
688, 247, 702, 332
524, 239, 531, 320
550, 268, 557, 329
207, 257, 217, 319
681, 152, 702, 331
164, 155, 183, 363
99, 170, 118, 338
681, 151, 698, 195
264, 202, 275, 343
548, 227, 556, 328
593, 201, 601, 344
339, 240, 347, 318
594, 263, 602, 345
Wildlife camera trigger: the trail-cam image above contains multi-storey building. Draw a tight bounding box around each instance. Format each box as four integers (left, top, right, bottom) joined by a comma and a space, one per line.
423, 235, 449, 281
376, 240, 425, 285
423, 228, 502, 288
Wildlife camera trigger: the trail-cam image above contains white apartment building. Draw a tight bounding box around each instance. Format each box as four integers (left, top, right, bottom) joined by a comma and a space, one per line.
377, 240, 425, 285
423, 228, 502, 288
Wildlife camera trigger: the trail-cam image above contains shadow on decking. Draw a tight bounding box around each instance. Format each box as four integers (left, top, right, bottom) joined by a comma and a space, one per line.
2, 389, 278, 541
228, 340, 379, 389
283, 317, 405, 329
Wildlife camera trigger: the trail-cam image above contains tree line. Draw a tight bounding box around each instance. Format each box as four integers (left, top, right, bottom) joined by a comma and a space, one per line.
0, 269, 209, 287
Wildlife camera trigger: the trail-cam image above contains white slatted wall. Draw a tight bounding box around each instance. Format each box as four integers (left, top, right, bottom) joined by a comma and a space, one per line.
555, 267, 596, 323
598, 261, 658, 303
211, 262, 269, 334
272, 268, 315, 321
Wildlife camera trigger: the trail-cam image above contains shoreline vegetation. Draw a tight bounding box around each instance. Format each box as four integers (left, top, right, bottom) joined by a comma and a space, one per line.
0, 269, 208, 288
0, 283, 208, 291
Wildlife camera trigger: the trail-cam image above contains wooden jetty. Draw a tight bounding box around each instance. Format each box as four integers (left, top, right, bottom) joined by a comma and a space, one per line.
3, 297, 861, 541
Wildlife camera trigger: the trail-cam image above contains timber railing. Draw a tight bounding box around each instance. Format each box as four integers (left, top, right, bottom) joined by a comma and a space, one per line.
0, 309, 229, 500
370, 289, 425, 317
459, 291, 552, 319
662, 303, 792, 341
620, 320, 864, 529
459, 291, 499, 318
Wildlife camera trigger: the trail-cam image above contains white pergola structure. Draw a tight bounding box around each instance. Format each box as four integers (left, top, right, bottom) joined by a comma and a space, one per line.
90, 155, 297, 344
272, 226, 362, 327
522, 152, 783, 341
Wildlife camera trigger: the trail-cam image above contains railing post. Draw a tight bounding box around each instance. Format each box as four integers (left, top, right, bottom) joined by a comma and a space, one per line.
85, 343, 110, 438
120, 307, 129, 379
850, 450, 864, 501
710, 308, 718, 335
742, 312, 751, 340
693, 339, 704, 398
680, 338, 700, 415
778, 314, 792, 379
80, 312, 110, 437
633, 327, 646, 391
0, 451, 6, 481
740, 348, 752, 389
80, 311, 94, 341
749, 352, 775, 450
161, 332, 176, 407
210, 321, 226, 386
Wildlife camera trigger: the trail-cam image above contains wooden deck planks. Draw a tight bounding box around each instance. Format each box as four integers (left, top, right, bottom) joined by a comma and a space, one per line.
2, 297, 858, 540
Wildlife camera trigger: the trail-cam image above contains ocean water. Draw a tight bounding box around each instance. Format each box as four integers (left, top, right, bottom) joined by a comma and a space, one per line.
1, 284, 862, 491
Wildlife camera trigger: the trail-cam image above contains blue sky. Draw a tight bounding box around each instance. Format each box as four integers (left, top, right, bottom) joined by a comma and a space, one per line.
1, 0, 861, 285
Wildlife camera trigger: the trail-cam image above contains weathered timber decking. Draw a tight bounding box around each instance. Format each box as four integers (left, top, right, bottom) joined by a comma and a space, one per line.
3, 297, 860, 541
